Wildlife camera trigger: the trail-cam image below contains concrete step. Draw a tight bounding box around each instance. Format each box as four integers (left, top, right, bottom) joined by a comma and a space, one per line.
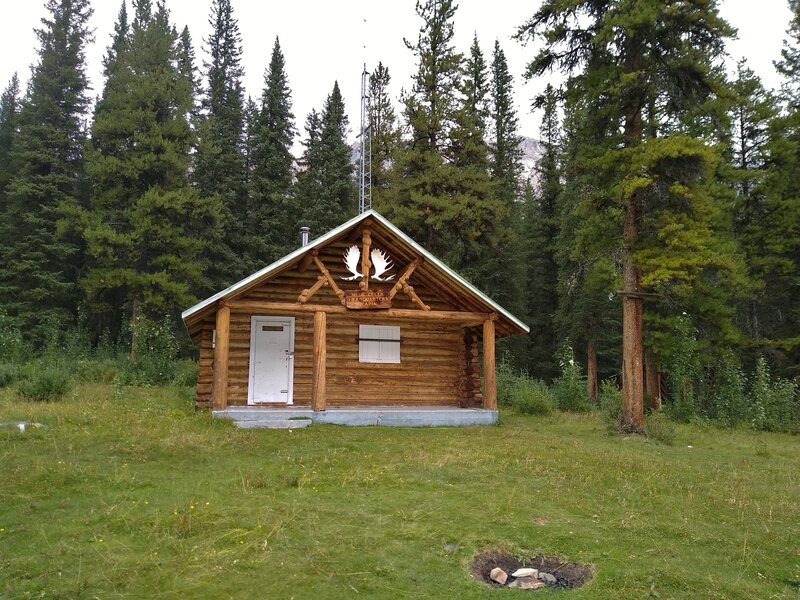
234, 418, 312, 429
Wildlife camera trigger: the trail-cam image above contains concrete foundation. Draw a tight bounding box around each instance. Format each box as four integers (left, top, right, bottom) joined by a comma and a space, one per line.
214, 406, 498, 428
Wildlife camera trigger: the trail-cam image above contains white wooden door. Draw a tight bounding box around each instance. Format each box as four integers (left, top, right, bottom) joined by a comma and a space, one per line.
248, 316, 295, 404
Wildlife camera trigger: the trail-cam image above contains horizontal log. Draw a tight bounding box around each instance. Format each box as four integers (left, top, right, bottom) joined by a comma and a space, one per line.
225, 300, 496, 324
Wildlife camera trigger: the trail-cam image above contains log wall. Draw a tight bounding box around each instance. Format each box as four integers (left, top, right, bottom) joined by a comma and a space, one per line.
195, 238, 484, 409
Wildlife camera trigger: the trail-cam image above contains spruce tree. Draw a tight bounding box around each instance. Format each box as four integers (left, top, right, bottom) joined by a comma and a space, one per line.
368, 62, 400, 207
523, 84, 562, 382
517, 0, 737, 431
0, 74, 20, 203
250, 37, 298, 262
83, 0, 221, 344
489, 41, 523, 206
754, 0, 800, 375
0, 0, 93, 344
390, 0, 506, 286
295, 82, 356, 235
195, 0, 248, 286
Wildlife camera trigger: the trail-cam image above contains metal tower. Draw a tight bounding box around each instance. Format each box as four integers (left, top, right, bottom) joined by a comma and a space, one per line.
358, 65, 372, 214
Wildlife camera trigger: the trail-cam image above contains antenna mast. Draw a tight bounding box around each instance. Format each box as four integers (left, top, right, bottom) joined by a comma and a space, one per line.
358, 64, 372, 214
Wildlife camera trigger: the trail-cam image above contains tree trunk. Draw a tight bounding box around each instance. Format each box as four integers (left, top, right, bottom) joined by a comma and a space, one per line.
586, 339, 598, 401
620, 106, 645, 433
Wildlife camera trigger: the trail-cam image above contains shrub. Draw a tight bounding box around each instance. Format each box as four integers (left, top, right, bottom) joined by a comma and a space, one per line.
0, 310, 29, 364
751, 357, 798, 432
17, 368, 72, 402
0, 363, 18, 388
645, 412, 677, 445
711, 351, 747, 426
117, 318, 179, 386
496, 361, 517, 408
73, 358, 120, 384
662, 314, 701, 422
510, 377, 555, 415
598, 379, 622, 427
173, 359, 199, 387
553, 346, 592, 412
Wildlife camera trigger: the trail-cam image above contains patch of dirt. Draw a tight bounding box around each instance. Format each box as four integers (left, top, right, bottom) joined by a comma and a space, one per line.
470, 549, 593, 589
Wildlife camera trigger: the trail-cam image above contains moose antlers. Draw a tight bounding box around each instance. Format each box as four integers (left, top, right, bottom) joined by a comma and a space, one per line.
341, 246, 395, 281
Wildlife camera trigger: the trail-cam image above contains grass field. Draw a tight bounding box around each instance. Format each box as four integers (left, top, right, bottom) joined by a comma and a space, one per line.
1, 384, 798, 599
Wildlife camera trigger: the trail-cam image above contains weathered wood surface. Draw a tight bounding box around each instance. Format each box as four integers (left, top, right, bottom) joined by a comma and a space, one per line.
184, 229, 525, 338
312, 311, 327, 411
343, 289, 392, 310
482, 319, 497, 411
192, 230, 509, 409
211, 305, 230, 410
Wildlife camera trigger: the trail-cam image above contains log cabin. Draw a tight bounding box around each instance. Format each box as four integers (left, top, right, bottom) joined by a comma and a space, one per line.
181, 210, 528, 427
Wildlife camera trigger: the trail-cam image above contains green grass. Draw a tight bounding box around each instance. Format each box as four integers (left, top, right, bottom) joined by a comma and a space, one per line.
0, 385, 798, 599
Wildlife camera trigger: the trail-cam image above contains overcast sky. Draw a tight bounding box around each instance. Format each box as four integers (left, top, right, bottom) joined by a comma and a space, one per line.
0, 0, 793, 152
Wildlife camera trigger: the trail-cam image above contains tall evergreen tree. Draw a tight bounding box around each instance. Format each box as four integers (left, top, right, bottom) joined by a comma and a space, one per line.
0, 74, 20, 203
524, 84, 562, 382
518, 0, 737, 431
727, 61, 779, 345
295, 82, 355, 235
390, 0, 505, 287
250, 37, 298, 261
368, 62, 400, 207
489, 41, 523, 206
83, 0, 220, 343
0, 0, 93, 343
195, 0, 247, 287
754, 0, 800, 375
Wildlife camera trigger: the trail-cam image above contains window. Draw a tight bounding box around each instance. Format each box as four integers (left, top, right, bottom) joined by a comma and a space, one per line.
359, 325, 400, 364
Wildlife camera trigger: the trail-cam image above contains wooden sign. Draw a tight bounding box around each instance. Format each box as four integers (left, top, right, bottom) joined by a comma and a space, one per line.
344, 289, 392, 310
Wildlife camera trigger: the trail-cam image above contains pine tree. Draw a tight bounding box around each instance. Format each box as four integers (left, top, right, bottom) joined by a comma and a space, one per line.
83, 0, 221, 343
727, 61, 779, 344
250, 37, 298, 262
754, 0, 800, 375
489, 41, 523, 206
0, 0, 93, 344
0, 74, 20, 203
523, 84, 562, 381
388, 0, 462, 251
195, 0, 248, 287
295, 82, 355, 235
368, 62, 400, 207
517, 0, 737, 431
390, 0, 506, 286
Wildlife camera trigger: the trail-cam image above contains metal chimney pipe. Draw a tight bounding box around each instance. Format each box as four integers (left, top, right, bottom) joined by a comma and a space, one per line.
300, 226, 310, 247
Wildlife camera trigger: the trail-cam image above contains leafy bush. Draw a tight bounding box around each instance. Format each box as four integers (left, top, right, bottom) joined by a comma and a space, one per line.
117, 318, 179, 386
645, 412, 677, 445
599, 379, 622, 427
17, 368, 72, 402
751, 357, 798, 432
662, 314, 700, 422
73, 358, 120, 384
553, 346, 592, 412
711, 350, 748, 426
496, 361, 517, 408
173, 359, 199, 387
0, 310, 29, 364
0, 363, 18, 388
510, 377, 555, 415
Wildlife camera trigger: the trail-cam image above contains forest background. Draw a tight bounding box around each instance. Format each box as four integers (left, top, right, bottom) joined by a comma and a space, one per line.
1, 0, 799, 432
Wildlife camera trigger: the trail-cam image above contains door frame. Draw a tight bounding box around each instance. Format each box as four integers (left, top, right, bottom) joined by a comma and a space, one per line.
248, 315, 296, 405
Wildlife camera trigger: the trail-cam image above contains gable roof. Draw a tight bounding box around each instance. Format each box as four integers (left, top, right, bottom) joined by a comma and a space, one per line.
182, 210, 529, 337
